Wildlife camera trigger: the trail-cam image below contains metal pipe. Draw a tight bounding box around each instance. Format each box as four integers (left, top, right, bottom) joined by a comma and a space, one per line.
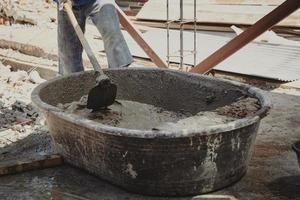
190, 0, 300, 74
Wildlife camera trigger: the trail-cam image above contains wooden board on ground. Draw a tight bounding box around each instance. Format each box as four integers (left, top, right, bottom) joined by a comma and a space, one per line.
123, 28, 300, 81
167, 0, 285, 6
0, 131, 63, 176
136, 0, 300, 28
133, 20, 235, 32
0, 154, 63, 176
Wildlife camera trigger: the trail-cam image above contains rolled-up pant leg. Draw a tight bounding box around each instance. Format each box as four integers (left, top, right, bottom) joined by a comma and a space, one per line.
57, 6, 86, 75
87, 2, 133, 68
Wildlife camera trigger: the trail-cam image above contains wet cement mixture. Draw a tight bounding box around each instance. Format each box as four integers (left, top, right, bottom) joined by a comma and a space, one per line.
57, 95, 260, 131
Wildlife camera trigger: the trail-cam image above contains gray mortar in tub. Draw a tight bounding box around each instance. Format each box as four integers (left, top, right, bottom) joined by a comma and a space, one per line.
31, 68, 271, 196
57, 96, 260, 131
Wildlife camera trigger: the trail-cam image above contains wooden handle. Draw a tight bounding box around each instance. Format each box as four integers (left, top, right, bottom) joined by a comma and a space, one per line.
190, 0, 300, 74
64, 3, 104, 74
115, 5, 168, 69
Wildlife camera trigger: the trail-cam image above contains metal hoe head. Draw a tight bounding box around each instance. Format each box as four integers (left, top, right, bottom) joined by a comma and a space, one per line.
87, 78, 117, 111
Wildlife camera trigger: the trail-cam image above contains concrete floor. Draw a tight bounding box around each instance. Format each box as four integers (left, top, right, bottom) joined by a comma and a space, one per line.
0, 88, 299, 200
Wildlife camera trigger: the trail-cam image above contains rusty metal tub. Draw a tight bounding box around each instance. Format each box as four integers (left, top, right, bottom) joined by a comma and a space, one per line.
31, 68, 271, 196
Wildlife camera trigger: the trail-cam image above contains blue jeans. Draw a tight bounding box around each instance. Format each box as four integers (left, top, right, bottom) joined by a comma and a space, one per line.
57, 1, 133, 75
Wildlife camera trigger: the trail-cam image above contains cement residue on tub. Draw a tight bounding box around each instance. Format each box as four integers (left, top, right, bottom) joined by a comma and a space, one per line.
57, 96, 260, 131
216, 97, 260, 118
155, 111, 235, 131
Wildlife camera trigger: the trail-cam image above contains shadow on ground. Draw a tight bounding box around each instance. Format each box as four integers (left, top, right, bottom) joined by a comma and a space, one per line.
0, 128, 54, 161
267, 175, 300, 200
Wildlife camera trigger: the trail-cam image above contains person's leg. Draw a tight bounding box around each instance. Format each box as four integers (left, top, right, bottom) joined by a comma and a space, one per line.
86, 1, 133, 68
57, 5, 87, 75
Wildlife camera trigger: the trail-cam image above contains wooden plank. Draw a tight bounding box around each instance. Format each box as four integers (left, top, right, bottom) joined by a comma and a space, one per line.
173, 0, 285, 5
136, 0, 300, 28
0, 55, 58, 80
124, 28, 300, 81
190, 0, 300, 74
133, 20, 235, 32
132, 19, 300, 36
116, 5, 168, 68
0, 154, 63, 176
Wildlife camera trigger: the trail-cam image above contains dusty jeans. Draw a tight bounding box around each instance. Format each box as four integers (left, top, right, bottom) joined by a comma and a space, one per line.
57, 1, 133, 75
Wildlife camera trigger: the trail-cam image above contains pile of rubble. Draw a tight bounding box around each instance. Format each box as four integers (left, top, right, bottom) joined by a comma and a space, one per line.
0, 0, 56, 26
0, 0, 15, 25
0, 61, 46, 147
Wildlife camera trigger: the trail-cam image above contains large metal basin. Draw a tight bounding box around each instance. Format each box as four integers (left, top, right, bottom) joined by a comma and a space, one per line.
31, 68, 271, 196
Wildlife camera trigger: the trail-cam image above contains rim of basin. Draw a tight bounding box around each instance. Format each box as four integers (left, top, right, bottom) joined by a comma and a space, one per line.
292, 140, 300, 153
31, 68, 272, 139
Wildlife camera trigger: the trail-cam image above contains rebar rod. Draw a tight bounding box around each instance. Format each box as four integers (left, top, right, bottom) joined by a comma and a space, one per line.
166, 0, 170, 67
179, 0, 183, 68
193, 0, 197, 67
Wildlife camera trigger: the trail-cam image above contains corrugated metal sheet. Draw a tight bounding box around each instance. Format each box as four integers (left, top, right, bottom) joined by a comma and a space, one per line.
122, 29, 300, 81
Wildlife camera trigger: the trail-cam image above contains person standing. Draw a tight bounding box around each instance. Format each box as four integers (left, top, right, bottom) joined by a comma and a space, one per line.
55, 0, 133, 75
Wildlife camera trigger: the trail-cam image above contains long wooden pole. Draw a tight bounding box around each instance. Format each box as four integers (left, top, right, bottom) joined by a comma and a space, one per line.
64, 2, 104, 74
190, 0, 300, 74
116, 6, 168, 69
